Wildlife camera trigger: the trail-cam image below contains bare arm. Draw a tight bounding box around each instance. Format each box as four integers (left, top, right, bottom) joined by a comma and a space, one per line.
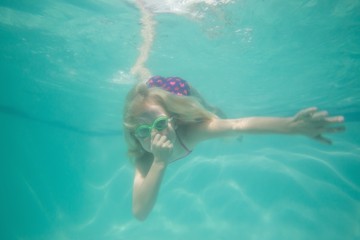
132, 132, 173, 221
132, 157, 167, 221
191, 107, 345, 145
131, 0, 155, 81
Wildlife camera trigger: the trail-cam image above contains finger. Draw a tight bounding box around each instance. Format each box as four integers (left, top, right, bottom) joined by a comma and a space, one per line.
324, 126, 346, 133
325, 116, 345, 124
152, 132, 160, 144
297, 107, 318, 119
313, 135, 332, 145
312, 111, 328, 120
150, 133, 158, 152
163, 140, 173, 148
158, 135, 168, 145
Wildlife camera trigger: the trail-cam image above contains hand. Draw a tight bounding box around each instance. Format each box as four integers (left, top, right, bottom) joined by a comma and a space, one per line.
150, 132, 174, 164
290, 107, 345, 144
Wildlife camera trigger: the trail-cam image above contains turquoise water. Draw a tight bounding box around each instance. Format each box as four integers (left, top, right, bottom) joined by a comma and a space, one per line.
1, 0, 359, 239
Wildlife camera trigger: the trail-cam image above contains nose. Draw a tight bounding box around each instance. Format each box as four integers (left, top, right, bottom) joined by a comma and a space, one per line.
151, 128, 160, 135
151, 127, 165, 135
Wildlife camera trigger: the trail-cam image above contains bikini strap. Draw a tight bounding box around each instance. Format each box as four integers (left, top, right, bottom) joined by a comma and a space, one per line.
177, 133, 192, 153
169, 130, 192, 163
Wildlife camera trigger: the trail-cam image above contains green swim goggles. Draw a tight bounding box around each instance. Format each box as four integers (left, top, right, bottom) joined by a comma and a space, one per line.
134, 116, 172, 139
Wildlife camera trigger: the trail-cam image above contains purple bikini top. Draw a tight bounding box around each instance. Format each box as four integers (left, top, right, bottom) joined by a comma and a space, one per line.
146, 76, 191, 96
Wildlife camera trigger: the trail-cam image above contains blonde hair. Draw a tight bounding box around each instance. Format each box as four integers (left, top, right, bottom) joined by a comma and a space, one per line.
123, 82, 218, 162
125, 2, 220, 163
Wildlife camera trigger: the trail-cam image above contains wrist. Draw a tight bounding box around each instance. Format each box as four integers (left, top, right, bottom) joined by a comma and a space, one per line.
152, 158, 168, 169
286, 117, 299, 134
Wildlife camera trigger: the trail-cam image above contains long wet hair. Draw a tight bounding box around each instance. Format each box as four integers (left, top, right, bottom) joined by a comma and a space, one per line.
123, 82, 218, 163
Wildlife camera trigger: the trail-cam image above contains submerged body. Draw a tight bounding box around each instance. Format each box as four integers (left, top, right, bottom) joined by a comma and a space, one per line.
123, 76, 345, 221
124, 0, 345, 221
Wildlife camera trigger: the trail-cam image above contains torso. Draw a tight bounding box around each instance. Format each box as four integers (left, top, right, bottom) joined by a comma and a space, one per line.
170, 120, 212, 162
168, 129, 193, 163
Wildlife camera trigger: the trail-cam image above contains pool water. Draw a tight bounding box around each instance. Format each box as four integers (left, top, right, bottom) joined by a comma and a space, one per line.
1, 0, 359, 239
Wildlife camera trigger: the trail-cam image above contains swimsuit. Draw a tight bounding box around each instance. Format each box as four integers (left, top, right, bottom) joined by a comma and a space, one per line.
169, 130, 192, 163
146, 76, 191, 96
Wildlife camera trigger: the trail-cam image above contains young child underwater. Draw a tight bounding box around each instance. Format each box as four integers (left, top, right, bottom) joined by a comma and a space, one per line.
123, 0, 345, 221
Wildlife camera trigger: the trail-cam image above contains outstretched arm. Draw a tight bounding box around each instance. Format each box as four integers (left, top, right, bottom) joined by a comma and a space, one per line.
131, 0, 155, 81
192, 107, 345, 145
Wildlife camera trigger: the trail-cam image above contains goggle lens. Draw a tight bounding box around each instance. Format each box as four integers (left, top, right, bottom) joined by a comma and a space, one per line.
135, 117, 170, 139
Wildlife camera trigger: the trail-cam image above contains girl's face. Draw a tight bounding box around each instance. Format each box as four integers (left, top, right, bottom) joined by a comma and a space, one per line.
134, 104, 177, 153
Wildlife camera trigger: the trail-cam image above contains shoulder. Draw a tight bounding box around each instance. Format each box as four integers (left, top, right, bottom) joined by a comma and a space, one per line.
178, 118, 216, 146
181, 118, 238, 145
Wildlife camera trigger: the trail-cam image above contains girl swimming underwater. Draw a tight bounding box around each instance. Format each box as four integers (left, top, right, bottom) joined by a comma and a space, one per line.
123, 0, 345, 221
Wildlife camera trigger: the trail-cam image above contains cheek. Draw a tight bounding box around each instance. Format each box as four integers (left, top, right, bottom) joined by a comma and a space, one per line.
165, 126, 177, 141
139, 138, 151, 152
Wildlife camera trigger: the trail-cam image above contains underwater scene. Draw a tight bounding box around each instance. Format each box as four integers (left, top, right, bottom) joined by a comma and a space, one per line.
1, 0, 359, 239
